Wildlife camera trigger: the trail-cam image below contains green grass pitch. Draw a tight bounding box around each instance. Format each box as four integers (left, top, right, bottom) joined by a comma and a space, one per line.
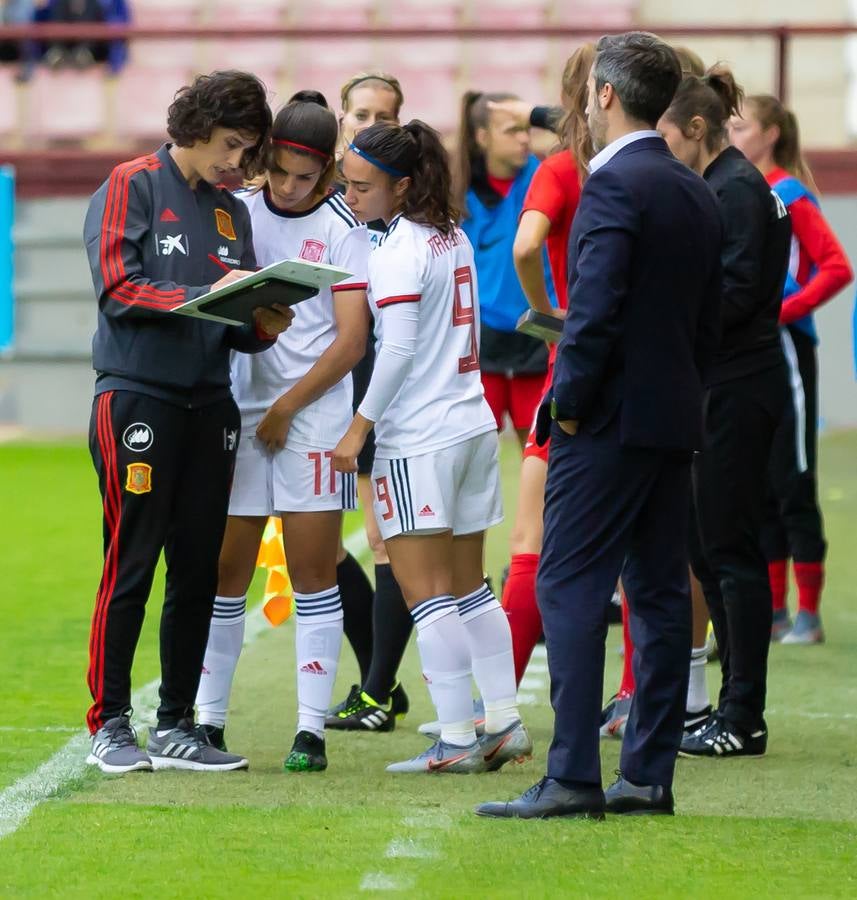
0, 434, 855, 897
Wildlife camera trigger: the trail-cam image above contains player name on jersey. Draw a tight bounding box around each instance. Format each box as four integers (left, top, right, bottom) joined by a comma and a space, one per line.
427, 227, 467, 259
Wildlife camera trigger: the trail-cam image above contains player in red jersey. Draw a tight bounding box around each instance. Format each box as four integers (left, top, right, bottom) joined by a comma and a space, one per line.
496, 46, 593, 685
730, 96, 854, 644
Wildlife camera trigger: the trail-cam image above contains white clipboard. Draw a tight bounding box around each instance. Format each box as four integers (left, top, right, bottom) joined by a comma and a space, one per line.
171, 258, 353, 326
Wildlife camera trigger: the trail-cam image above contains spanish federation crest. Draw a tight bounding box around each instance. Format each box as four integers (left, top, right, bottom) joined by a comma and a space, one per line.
125, 463, 152, 495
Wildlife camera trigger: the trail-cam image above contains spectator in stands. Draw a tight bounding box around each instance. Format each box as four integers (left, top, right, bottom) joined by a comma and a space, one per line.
730, 96, 854, 644
43, 0, 104, 69
40, 0, 127, 72
455, 91, 555, 448
0, 0, 46, 81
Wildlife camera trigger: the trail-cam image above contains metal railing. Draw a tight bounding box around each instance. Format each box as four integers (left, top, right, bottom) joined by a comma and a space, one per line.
2, 21, 857, 102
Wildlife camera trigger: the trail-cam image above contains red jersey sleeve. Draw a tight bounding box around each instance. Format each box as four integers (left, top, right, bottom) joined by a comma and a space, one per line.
521, 162, 567, 228
781, 197, 854, 325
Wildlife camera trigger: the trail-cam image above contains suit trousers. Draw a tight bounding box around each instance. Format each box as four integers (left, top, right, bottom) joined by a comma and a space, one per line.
689, 364, 789, 730
537, 419, 692, 788
86, 389, 240, 734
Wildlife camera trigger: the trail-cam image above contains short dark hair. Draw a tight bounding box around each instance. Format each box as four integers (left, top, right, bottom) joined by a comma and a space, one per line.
167, 70, 272, 176
594, 32, 682, 127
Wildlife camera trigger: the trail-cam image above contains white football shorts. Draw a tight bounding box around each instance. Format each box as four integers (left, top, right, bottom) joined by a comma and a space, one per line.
228, 423, 357, 516
371, 430, 503, 540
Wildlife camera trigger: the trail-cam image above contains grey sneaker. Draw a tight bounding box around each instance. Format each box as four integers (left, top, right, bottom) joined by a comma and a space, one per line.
480, 720, 533, 772
418, 698, 485, 742
600, 694, 632, 739
147, 718, 248, 771
771, 609, 793, 642
386, 739, 487, 774
781, 611, 824, 645
87, 715, 153, 774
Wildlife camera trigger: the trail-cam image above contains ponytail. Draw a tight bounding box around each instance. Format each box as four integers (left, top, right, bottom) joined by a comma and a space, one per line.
663, 63, 742, 152
453, 89, 518, 214
557, 43, 596, 179
745, 94, 819, 194
352, 119, 459, 236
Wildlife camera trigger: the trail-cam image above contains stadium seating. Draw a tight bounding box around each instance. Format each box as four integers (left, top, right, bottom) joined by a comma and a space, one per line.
24, 70, 107, 143
0, 0, 649, 144
382, 38, 461, 132
208, 0, 288, 27
293, 38, 376, 110
382, 0, 463, 29
0, 68, 18, 139
552, 0, 635, 28
130, 0, 202, 27
469, 0, 550, 27
290, 0, 375, 29
465, 38, 550, 104
113, 65, 192, 142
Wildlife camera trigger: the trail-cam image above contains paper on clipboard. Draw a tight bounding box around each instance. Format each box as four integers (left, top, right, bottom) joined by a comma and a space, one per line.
171, 258, 353, 326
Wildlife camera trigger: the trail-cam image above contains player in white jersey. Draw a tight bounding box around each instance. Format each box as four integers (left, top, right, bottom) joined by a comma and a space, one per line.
195, 92, 371, 772
333, 120, 532, 773
325, 71, 417, 732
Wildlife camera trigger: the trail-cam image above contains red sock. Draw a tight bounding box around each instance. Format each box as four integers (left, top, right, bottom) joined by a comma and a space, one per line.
502, 553, 543, 686
768, 559, 788, 613
618, 590, 635, 698
793, 561, 824, 615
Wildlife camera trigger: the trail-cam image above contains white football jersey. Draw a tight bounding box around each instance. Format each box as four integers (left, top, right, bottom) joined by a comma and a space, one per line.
230, 187, 370, 450
367, 215, 496, 458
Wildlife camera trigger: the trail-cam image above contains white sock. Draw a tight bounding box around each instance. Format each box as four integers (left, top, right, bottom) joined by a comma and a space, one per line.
196, 595, 247, 728
687, 645, 709, 713
457, 583, 519, 734
410, 596, 476, 747
294, 587, 343, 739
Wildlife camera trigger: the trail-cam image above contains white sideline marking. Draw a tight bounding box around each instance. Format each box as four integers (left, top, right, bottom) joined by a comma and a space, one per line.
526, 662, 549, 674
530, 644, 548, 660
519, 676, 546, 690
384, 838, 439, 860
517, 692, 538, 706
767, 709, 857, 721
401, 812, 451, 829
359, 873, 415, 892
0, 726, 79, 734
0, 529, 370, 842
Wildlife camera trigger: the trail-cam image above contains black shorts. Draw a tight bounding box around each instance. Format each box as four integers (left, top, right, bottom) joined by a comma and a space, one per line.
352, 336, 376, 476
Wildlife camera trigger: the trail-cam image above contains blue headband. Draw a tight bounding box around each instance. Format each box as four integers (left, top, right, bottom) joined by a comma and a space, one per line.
348, 142, 407, 179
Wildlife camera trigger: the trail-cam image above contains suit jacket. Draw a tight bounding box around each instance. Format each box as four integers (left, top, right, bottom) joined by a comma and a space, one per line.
541, 136, 722, 451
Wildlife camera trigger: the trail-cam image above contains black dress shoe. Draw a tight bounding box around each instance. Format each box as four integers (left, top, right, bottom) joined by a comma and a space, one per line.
475, 777, 605, 820
605, 775, 674, 815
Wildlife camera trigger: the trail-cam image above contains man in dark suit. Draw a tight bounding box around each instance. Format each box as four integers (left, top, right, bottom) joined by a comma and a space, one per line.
476, 32, 722, 820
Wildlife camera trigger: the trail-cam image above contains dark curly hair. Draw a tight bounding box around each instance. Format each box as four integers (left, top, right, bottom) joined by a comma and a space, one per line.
167, 70, 272, 177
352, 120, 459, 236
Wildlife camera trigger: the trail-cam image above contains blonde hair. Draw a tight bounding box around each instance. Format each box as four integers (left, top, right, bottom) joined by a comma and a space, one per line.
745, 94, 818, 194
673, 45, 705, 78
340, 72, 404, 117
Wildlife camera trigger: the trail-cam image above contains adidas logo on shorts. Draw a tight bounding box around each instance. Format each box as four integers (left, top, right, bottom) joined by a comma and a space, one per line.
418, 504, 435, 517
300, 661, 328, 675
